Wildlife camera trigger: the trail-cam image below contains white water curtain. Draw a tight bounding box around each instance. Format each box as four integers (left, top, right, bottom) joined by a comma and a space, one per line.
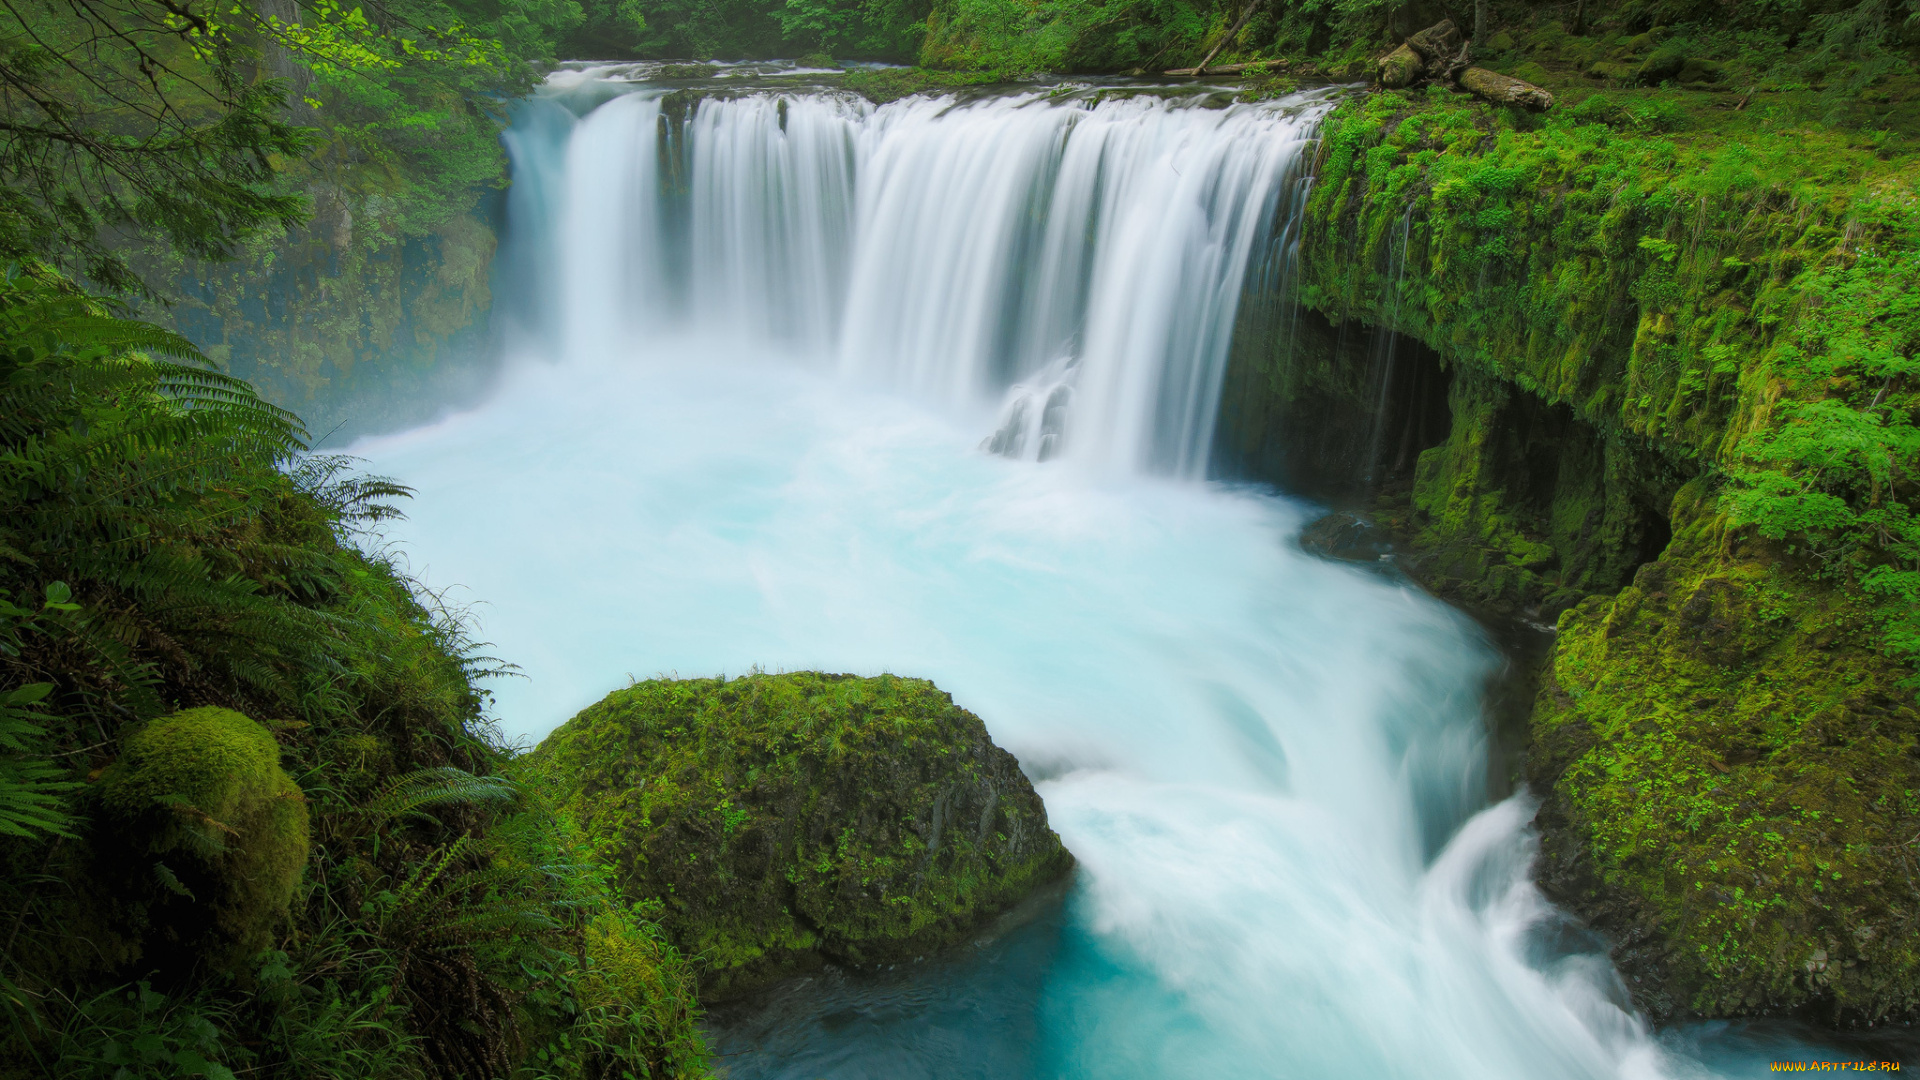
543, 88, 1337, 478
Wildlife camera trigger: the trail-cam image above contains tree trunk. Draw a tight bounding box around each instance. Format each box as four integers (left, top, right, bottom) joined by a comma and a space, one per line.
1473, 0, 1487, 44
1194, 0, 1264, 76
1459, 66, 1555, 111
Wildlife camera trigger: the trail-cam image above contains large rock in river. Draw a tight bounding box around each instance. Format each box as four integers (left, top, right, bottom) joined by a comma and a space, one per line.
531, 672, 1073, 998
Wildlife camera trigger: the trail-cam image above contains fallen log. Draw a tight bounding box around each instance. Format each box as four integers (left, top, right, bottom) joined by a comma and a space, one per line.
1189, 0, 1265, 76
1458, 66, 1554, 111
1162, 61, 1266, 76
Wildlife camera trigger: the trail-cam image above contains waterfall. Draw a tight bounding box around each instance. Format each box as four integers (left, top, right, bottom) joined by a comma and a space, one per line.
352, 67, 1820, 1080
512, 80, 1336, 478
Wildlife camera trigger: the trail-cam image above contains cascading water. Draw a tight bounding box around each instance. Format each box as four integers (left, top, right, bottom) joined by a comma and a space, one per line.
359, 65, 1843, 1078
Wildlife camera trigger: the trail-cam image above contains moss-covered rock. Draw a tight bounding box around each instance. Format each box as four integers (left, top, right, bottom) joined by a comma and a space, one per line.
531, 672, 1072, 999
1531, 483, 1920, 1024
92, 707, 310, 968
1218, 50, 1920, 1027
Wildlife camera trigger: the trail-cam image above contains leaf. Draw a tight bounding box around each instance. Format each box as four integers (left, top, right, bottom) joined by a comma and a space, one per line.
4, 683, 50, 705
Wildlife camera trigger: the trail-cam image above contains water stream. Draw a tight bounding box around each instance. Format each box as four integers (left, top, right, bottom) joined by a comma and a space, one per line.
356, 65, 1874, 1078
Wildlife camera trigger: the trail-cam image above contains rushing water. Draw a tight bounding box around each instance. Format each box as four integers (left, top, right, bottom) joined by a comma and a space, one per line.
356, 65, 1891, 1078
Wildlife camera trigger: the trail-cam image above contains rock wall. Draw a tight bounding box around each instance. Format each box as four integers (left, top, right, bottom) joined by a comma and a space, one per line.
146, 202, 502, 444
1215, 86, 1920, 1024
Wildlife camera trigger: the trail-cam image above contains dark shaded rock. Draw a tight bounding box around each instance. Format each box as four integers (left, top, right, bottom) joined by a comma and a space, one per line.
1530, 483, 1920, 1025
1299, 512, 1395, 563
1680, 57, 1725, 83
1405, 18, 1463, 67
531, 672, 1073, 999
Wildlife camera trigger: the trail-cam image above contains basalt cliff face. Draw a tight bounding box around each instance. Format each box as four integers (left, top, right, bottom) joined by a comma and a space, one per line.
1217, 79, 1920, 1025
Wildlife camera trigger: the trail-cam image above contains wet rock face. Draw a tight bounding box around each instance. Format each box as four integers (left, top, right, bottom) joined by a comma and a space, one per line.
532, 672, 1073, 999
1529, 485, 1920, 1026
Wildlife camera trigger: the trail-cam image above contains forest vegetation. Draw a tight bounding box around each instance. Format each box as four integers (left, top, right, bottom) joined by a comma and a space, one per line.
0, 1, 713, 1076
0, 0, 1917, 1072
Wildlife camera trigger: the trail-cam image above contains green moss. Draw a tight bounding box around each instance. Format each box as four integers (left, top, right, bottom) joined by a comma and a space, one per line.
530, 672, 1072, 998
1245, 26, 1920, 1023
1532, 483, 1920, 1023
840, 66, 997, 103
93, 708, 310, 965
142, 211, 499, 444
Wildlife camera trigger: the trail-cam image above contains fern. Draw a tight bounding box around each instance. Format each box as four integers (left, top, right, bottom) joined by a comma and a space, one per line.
362, 767, 520, 828
0, 682, 76, 840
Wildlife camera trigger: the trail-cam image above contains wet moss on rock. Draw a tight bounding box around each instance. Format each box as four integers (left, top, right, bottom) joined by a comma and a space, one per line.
1217, 53, 1920, 1025
91, 707, 310, 970
1531, 483, 1920, 1024
531, 672, 1073, 999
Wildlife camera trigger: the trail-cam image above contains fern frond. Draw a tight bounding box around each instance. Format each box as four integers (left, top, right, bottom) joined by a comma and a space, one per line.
0, 693, 78, 840
362, 767, 518, 825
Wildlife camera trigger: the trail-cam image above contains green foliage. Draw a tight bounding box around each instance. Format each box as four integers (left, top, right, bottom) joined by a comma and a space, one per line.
51, 983, 245, 1080
1282, 17, 1920, 1021
0, 264, 709, 1077
777, 0, 931, 58
1720, 213, 1920, 672
921, 0, 1218, 74
0, 678, 79, 842
531, 671, 1072, 999
0, 0, 312, 295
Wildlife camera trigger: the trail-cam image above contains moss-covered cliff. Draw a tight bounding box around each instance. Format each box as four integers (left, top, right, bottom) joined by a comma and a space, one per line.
152, 207, 501, 444
1533, 481, 1920, 1023
532, 672, 1073, 999
1216, 23, 1920, 1024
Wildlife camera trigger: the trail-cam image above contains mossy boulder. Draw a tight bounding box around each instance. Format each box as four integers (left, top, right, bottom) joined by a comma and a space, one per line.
1377, 43, 1422, 89
92, 707, 310, 968
531, 672, 1073, 999
1530, 484, 1920, 1024
1635, 45, 1689, 85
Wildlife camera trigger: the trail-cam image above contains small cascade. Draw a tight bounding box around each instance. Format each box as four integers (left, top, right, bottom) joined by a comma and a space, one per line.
686, 94, 865, 348
983, 356, 1077, 462
559, 92, 665, 360
1362, 206, 1417, 486
510, 80, 1338, 477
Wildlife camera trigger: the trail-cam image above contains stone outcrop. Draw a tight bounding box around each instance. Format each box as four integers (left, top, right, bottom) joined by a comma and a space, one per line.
1377, 43, 1423, 88
531, 672, 1073, 999
91, 708, 310, 971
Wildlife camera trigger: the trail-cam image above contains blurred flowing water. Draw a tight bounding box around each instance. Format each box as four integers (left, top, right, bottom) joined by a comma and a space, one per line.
355, 65, 1892, 1078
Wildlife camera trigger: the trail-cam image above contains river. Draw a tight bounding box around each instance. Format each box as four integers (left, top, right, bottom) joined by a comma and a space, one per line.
355, 62, 1884, 1078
